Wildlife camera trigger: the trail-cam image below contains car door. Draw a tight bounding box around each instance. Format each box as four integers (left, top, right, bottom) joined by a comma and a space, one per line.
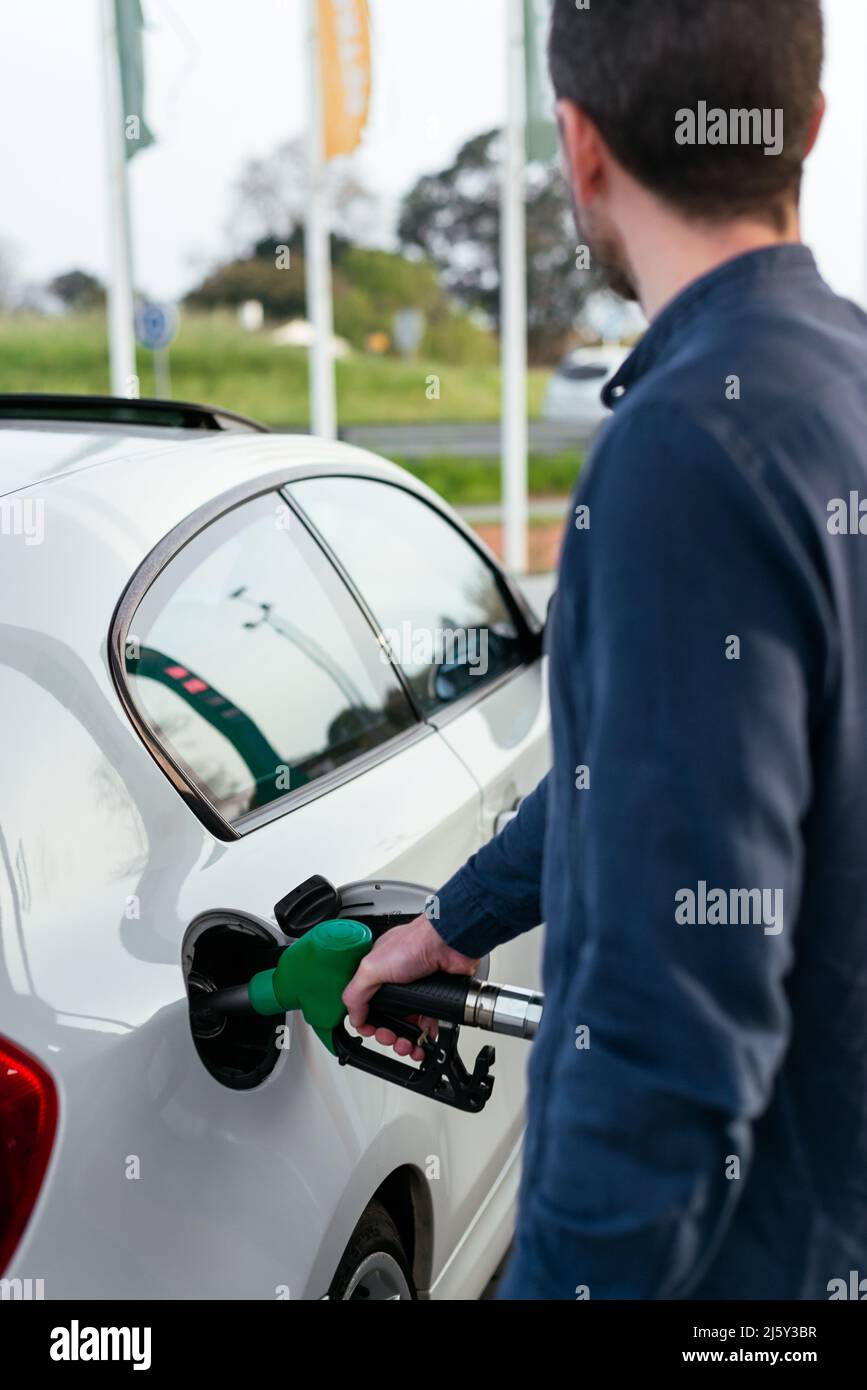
116, 484, 527, 1295
286, 476, 549, 1117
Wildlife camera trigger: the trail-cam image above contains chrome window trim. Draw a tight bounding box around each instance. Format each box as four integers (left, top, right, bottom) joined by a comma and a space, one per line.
232, 722, 435, 835
109, 467, 428, 841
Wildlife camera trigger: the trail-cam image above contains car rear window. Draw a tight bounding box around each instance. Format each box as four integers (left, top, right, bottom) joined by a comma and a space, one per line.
559, 361, 611, 382
123, 493, 415, 822
290, 477, 527, 716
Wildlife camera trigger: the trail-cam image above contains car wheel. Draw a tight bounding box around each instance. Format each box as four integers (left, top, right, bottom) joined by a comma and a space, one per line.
328, 1200, 417, 1301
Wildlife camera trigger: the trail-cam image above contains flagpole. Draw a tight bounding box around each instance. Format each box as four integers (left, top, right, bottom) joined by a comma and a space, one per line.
501, 0, 529, 574
304, 0, 338, 440
99, 0, 137, 397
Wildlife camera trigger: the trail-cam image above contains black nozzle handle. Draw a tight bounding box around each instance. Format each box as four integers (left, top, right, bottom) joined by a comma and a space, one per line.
372, 972, 473, 1027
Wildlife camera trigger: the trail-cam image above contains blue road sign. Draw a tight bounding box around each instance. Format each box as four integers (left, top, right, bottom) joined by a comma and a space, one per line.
135, 301, 178, 352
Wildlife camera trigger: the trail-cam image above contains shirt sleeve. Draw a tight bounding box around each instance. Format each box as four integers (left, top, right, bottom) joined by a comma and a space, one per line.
432, 771, 549, 958
500, 400, 831, 1299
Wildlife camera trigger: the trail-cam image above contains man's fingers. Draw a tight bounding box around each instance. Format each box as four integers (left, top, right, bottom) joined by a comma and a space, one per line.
354, 1015, 436, 1062
375, 1029, 425, 1062
342, 958, 379, 1028
342, 911, 467, 1045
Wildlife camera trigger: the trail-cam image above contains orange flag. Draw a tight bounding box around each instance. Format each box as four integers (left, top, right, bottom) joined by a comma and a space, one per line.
319, 0, 372, 160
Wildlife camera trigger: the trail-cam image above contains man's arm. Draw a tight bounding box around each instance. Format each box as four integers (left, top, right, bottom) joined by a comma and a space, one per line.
343, 773, 549, 1037
434, 770, 549, 957
501, 401, 831, 1299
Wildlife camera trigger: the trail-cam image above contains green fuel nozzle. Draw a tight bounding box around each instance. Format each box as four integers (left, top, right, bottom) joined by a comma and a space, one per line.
247, 918, 372, 1053
190, 916, 544, 1113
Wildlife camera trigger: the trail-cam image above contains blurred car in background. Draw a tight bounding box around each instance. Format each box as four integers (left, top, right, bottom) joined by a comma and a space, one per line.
542, 344, 628, 435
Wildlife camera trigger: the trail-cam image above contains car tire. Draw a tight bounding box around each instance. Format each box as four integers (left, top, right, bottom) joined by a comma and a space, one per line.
328, 1200, 417, 1301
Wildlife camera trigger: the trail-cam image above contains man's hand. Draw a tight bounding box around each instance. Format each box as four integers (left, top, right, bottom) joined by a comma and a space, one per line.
342, 913, 479, 1062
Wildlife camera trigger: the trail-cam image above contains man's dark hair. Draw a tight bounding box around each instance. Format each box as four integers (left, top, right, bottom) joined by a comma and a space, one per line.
549, 0, 824, 228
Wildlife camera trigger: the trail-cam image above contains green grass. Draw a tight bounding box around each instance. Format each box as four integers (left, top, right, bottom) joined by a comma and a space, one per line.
0, 311, 552, 427
393, 452, 583, 507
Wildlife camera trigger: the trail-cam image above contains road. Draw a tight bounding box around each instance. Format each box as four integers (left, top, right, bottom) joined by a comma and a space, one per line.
339, 421, 598, 458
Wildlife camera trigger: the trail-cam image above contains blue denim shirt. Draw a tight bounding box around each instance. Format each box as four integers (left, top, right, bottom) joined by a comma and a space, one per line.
436, 245, 867, 1299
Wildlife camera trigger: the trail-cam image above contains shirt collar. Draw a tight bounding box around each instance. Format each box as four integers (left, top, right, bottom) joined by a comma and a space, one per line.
602, 243, 820, 408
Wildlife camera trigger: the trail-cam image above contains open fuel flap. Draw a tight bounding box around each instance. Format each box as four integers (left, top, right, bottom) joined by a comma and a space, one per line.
183, 876, 457, 1091
183, 912, 284, 1090
183, 872, 543, 1112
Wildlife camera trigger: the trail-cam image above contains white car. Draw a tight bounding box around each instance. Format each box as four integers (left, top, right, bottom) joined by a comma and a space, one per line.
542, 344, 628, 434
0, 395, 549, 1301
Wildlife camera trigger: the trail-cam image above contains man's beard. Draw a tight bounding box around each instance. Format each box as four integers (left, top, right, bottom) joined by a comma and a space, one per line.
573, 201, 639, 303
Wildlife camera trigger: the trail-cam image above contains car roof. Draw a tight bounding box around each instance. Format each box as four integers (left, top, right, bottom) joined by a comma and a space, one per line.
0, 417, 405, 505
0, 394, 271, 498
0, 397, 527, 640
0, 425, 440, 635
561, 344, 628, 365
0, 421, 207, 497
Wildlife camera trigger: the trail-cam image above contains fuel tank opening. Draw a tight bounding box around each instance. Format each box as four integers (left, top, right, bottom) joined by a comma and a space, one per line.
183, 914, 284, 1091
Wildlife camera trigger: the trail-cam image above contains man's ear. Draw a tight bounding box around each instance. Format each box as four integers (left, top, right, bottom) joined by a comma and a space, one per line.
556, 98, 607, 206
804, 91, 826, 158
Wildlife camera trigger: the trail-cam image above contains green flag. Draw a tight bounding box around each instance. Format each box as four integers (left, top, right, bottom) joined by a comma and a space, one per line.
114, 0, 155, 160
524, 0, 558, 162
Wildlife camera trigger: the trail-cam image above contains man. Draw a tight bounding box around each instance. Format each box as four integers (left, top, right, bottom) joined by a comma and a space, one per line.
345, 0, 867, 1299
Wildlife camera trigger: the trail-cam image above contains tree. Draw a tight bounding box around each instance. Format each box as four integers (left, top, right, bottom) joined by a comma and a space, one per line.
48, 269, 105, 312
185, 237, 308, 319
398, 130, 599, 363
186, 141, 380, 326
226, 137, 379, 255
184, 139, 499, 363
184, 236, 495, 362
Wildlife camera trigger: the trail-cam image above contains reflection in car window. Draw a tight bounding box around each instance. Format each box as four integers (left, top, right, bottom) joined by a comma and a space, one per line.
290, 478, 526, 716
125, 494, 415, 821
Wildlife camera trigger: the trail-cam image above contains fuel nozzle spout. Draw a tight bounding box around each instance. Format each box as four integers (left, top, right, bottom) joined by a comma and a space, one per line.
371, 974, 544, 1040
463, 981, 544, 1040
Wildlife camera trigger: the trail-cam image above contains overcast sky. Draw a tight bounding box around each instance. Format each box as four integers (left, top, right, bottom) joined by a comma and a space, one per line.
0, 0, 864, 304
0, 0, 505, 300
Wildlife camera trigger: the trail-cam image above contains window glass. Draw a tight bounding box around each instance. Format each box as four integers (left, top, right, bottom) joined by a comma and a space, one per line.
125, 494, 415, 821
290, 478, 525, 715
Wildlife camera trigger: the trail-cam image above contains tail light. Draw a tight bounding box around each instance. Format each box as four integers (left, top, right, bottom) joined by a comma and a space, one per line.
0, 1036, 57, 1272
